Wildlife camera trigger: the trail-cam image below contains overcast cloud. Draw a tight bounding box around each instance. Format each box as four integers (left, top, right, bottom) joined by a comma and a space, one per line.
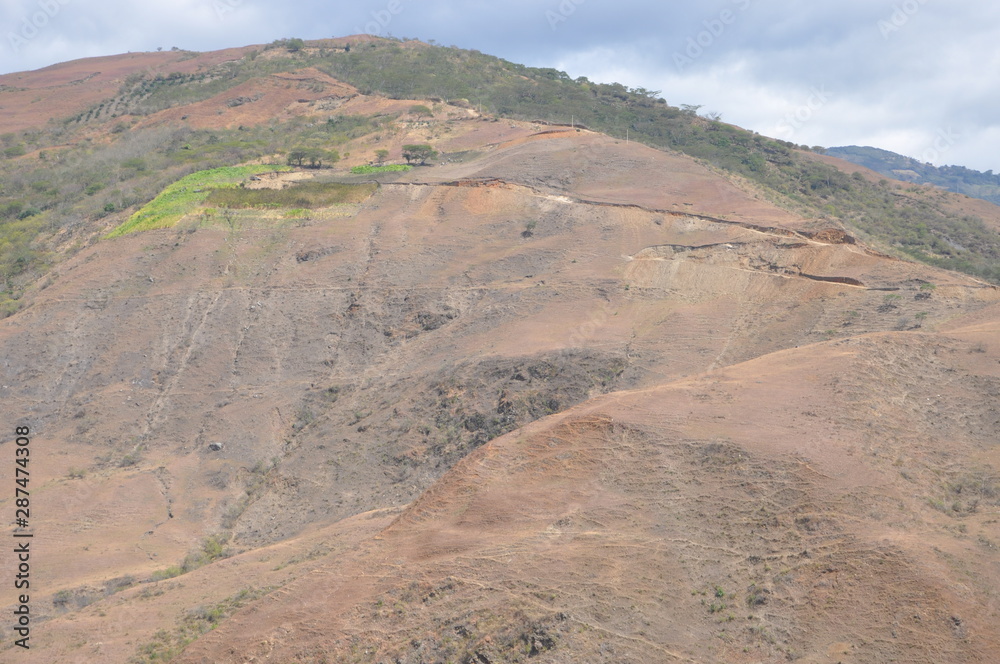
2, 0, 998, 171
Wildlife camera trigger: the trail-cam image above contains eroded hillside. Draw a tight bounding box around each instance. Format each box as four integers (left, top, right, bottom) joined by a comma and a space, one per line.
0, 45, 998, 663
0, 118, 997, 663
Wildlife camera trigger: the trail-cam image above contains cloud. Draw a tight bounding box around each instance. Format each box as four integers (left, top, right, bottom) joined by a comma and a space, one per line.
550, 0, 1000, 171
1, 0, 998, 171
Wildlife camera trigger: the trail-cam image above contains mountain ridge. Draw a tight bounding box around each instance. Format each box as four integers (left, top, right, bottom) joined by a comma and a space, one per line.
0, 38, 998, 663
826, 144, 1000, 206
3, 36, 1000, 298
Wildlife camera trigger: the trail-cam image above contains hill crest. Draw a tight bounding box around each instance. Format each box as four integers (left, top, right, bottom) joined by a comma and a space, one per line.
0, 38, 999, 663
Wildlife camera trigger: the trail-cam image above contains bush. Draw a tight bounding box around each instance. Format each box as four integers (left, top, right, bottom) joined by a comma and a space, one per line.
180, 534, 232, 573
150, 566, 183, 581
409, 104, 433, 118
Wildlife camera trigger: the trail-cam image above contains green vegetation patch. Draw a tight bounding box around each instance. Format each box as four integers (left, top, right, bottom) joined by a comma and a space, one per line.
350, 163, 413, 175
106, 165, 290, 237
204, 181, 377, 209
129, 586, 274, 663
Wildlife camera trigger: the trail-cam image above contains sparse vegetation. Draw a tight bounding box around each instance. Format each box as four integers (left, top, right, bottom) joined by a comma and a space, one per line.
129, 587, 273, 663
746, 584, 768, 607
150, 566, 184, 582
147, 533, 234, 585
5, 39, 1000, 664
0, 34, 997, 330
305, 38, 1000, 281
930, 469, 1000, 516
163, 534, 234, 576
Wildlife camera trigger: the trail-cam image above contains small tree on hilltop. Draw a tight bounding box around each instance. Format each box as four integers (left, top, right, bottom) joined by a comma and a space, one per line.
402, 144, 438, 166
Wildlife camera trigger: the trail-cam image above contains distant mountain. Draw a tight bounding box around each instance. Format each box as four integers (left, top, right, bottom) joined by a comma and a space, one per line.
826, 145, 1000, 205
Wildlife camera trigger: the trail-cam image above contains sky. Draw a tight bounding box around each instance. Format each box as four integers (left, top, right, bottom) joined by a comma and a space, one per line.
2, 0, 998, 172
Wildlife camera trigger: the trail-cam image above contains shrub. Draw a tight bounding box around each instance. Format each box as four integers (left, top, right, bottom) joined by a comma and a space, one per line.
409, 104, 433, 118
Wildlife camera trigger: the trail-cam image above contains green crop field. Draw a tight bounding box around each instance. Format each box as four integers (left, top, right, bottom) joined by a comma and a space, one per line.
204, 181, 377, 209
106, 165, 291, 237
349, 164, 412, 175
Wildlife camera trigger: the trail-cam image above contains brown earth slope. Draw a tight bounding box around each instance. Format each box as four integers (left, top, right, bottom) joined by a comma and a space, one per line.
178, 330, 1000, 664
0, 47, 258, 133
0, 60, 997, 663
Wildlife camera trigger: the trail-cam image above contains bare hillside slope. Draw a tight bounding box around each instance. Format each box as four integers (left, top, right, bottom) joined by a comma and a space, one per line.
0, 115, 997, 663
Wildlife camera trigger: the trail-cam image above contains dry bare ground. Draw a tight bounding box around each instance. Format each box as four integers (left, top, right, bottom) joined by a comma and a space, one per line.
0, 62, 997, 663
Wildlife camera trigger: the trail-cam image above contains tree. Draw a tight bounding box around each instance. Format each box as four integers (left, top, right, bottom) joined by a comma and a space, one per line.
375, 149, 389, 165
402, 144, 438, 166
287, 148, 308, 167
286, 38, 305, 52
308, 148, 338, 169
409, 104, 433, 118
287, 147, 337, 169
